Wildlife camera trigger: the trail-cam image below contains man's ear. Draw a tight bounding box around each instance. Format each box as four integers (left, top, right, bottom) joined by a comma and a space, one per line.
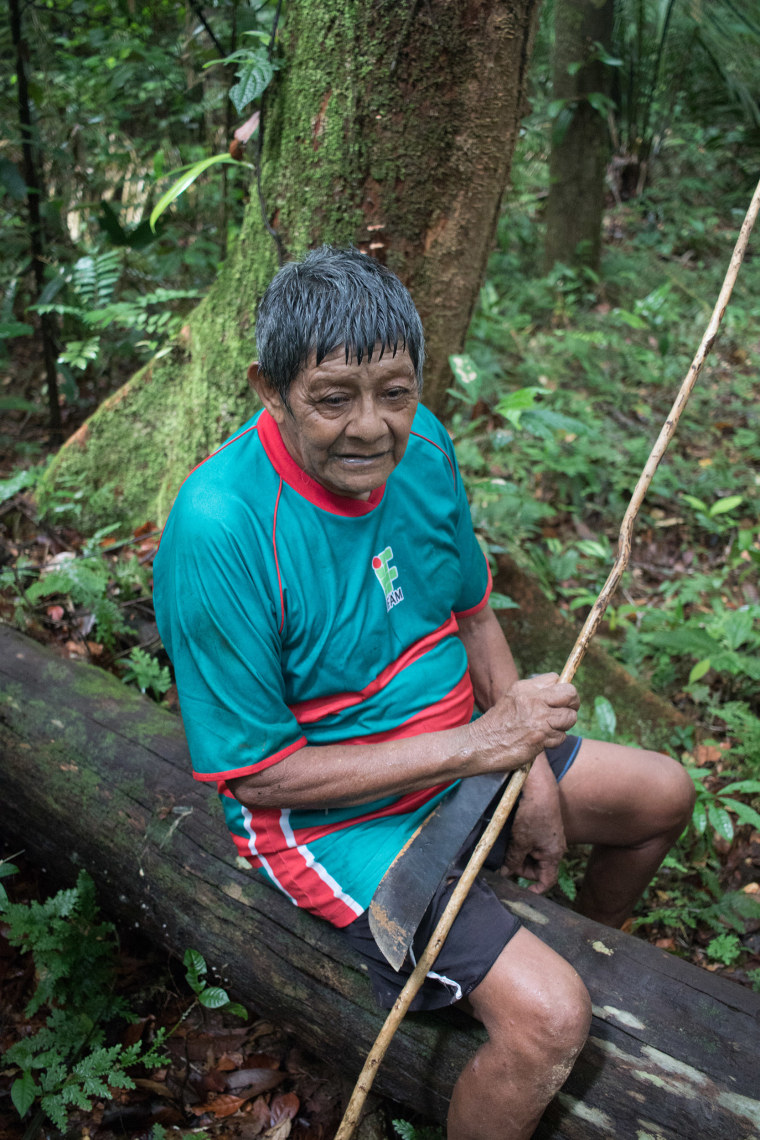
248, 362, 287, 423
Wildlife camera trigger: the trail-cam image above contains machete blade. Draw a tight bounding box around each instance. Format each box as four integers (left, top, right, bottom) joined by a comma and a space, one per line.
368, 772, 506, 970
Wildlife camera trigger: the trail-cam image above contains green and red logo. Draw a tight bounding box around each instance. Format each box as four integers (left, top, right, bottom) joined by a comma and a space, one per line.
372, 546, 404, 612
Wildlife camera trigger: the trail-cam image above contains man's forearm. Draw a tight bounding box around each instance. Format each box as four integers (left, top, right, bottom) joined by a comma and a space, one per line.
230, 607, 578, 813
456, 604, 519, 709
229, 719, 501, 811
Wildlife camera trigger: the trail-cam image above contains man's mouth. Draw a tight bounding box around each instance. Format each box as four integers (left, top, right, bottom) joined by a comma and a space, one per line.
334, 452, 388, 465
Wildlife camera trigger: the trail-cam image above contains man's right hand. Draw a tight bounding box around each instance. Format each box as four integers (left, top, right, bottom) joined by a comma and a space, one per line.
472, 673, 579, 770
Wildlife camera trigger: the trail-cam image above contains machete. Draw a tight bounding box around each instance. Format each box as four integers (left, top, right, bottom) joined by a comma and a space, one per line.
369, 770, 507, 970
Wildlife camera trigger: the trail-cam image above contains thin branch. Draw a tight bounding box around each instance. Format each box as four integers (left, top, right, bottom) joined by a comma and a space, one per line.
186, 0, 226, 57
333, 176, 760, 1140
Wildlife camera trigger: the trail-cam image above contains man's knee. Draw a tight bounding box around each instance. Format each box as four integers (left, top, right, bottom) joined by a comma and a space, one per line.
469, 934, 591, 1077
648, 751, 695, 839
519, 960, 591, 1073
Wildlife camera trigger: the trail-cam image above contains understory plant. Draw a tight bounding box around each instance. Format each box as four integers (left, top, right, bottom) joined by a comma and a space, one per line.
0, 869, 170, 1132
0, 867, 245, 1133
0, 467, 170, 700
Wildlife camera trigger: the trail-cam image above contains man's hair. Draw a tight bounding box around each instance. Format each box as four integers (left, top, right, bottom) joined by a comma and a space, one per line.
255, 245, 425, 400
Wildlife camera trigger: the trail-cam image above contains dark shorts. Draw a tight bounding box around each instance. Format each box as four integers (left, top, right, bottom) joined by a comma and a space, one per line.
341, 736, 582, 1012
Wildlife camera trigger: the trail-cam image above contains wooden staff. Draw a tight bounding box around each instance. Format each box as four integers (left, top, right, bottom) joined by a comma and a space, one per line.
334, 177, 760, 1140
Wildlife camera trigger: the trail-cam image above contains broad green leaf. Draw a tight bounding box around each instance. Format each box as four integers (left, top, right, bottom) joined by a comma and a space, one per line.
488, 591, 519, 610
0, 396, 38, 413
709, 495, 743, 517
183, 947, 206, 992
449, 354, 480, 386
198, 985, 235, 1010
223, 1001, 248, 1019
682, 493, 708, 513
720, 779, 760, 796
707, 803, 734, 842
688, 658, 711, 686
0, 320, 33, 340
149, 155, 251, 231
721, 799, 760, 831
587, 92, 614, 116
0, 468, 35, 503
691, 799, 707, 835
593, 696, 617, 739
11, 1071, 38, 1118
612, 308, 647, 329
0, 157, 27, 201
230, 52, 275, 114
495, 387, 543, 430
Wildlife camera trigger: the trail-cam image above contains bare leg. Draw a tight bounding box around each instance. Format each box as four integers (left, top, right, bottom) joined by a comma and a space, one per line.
448, 928, 591, 1140
558, 741, 695, 927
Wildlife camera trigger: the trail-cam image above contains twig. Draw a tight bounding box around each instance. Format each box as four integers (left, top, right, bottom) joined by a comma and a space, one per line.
334, 177, 760, 1140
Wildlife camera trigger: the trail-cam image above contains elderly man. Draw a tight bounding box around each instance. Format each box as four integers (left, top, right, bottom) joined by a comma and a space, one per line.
154, 246, 694, 1139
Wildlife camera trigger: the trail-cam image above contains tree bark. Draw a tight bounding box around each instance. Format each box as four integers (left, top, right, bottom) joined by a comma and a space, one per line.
543, 0, 614, 272
40, 0, 540, 533
3, 621, 759, 1138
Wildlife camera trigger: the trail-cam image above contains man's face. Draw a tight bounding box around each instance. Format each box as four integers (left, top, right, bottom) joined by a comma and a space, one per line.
256, 346, 419, 500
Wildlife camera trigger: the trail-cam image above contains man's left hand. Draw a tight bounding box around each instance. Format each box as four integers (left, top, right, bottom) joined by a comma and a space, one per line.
502, 752, 566, 893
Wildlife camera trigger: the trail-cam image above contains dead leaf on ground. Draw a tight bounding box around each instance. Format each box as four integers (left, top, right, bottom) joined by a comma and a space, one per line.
190, 1092, 249, 1119
218, 1050, 244, 1070
269, 1092, 300, 1125
263, 1121, 293, 1140
245, 1052, 282, 1069
226, 1068, 285, 1095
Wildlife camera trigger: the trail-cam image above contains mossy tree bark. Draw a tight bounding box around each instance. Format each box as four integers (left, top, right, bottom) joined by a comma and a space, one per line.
543, 0, 614, 272
43, 0, 540, 532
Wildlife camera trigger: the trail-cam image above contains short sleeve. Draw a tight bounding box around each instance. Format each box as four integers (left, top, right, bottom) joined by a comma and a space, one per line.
154, 485, 305, 783
448, 445, 492, 617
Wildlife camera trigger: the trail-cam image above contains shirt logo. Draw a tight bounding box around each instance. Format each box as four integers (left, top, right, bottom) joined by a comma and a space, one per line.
372, 546, 404, 612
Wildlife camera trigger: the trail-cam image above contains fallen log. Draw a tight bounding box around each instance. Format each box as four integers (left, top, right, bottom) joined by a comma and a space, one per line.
1, 623, 759, 1139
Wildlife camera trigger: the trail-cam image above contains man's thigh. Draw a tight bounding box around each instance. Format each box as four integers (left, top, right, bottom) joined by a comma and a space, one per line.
557, 738, 692, 847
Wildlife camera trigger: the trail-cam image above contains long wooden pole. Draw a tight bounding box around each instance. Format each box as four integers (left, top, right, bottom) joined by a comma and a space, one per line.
334, 178, 760, 1140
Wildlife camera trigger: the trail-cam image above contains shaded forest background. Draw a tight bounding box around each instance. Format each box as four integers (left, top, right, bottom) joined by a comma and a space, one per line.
1, 0, 760, 1137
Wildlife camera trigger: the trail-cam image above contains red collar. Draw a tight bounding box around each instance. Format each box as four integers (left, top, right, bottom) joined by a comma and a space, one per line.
257, 409, 386, 517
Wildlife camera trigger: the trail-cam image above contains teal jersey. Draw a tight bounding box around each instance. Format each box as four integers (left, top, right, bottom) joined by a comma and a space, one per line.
154, 404, 491, 926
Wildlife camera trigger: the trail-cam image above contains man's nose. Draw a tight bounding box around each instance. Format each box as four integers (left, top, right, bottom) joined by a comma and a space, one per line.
347, 395, 387, 440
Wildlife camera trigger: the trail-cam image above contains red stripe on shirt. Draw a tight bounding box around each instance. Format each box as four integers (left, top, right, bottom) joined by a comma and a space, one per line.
288, 613, 460, 725
454, 556, 493, 619
231, 810, 362, 925
272, 477, 285, 633
409, 429, 455, 481
192, 734, 307, 783
258, 410, 385, 516
338, 670, 474, 745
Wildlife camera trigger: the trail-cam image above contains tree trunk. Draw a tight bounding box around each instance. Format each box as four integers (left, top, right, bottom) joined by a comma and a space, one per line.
1, 623, 759, 1138
9, 0, 62, 443
543, 0, 614, 272
40, 0, 540, 533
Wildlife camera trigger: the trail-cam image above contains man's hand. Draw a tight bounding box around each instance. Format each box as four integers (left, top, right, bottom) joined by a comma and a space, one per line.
472, 673, 579, 769
502, 752, 567, 893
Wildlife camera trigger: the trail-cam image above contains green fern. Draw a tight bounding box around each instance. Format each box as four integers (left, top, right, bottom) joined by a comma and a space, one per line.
1, 871, 169, 1130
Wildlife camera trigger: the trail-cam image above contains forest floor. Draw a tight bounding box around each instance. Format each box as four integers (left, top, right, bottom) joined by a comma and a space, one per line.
1, 339, 759, 1140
